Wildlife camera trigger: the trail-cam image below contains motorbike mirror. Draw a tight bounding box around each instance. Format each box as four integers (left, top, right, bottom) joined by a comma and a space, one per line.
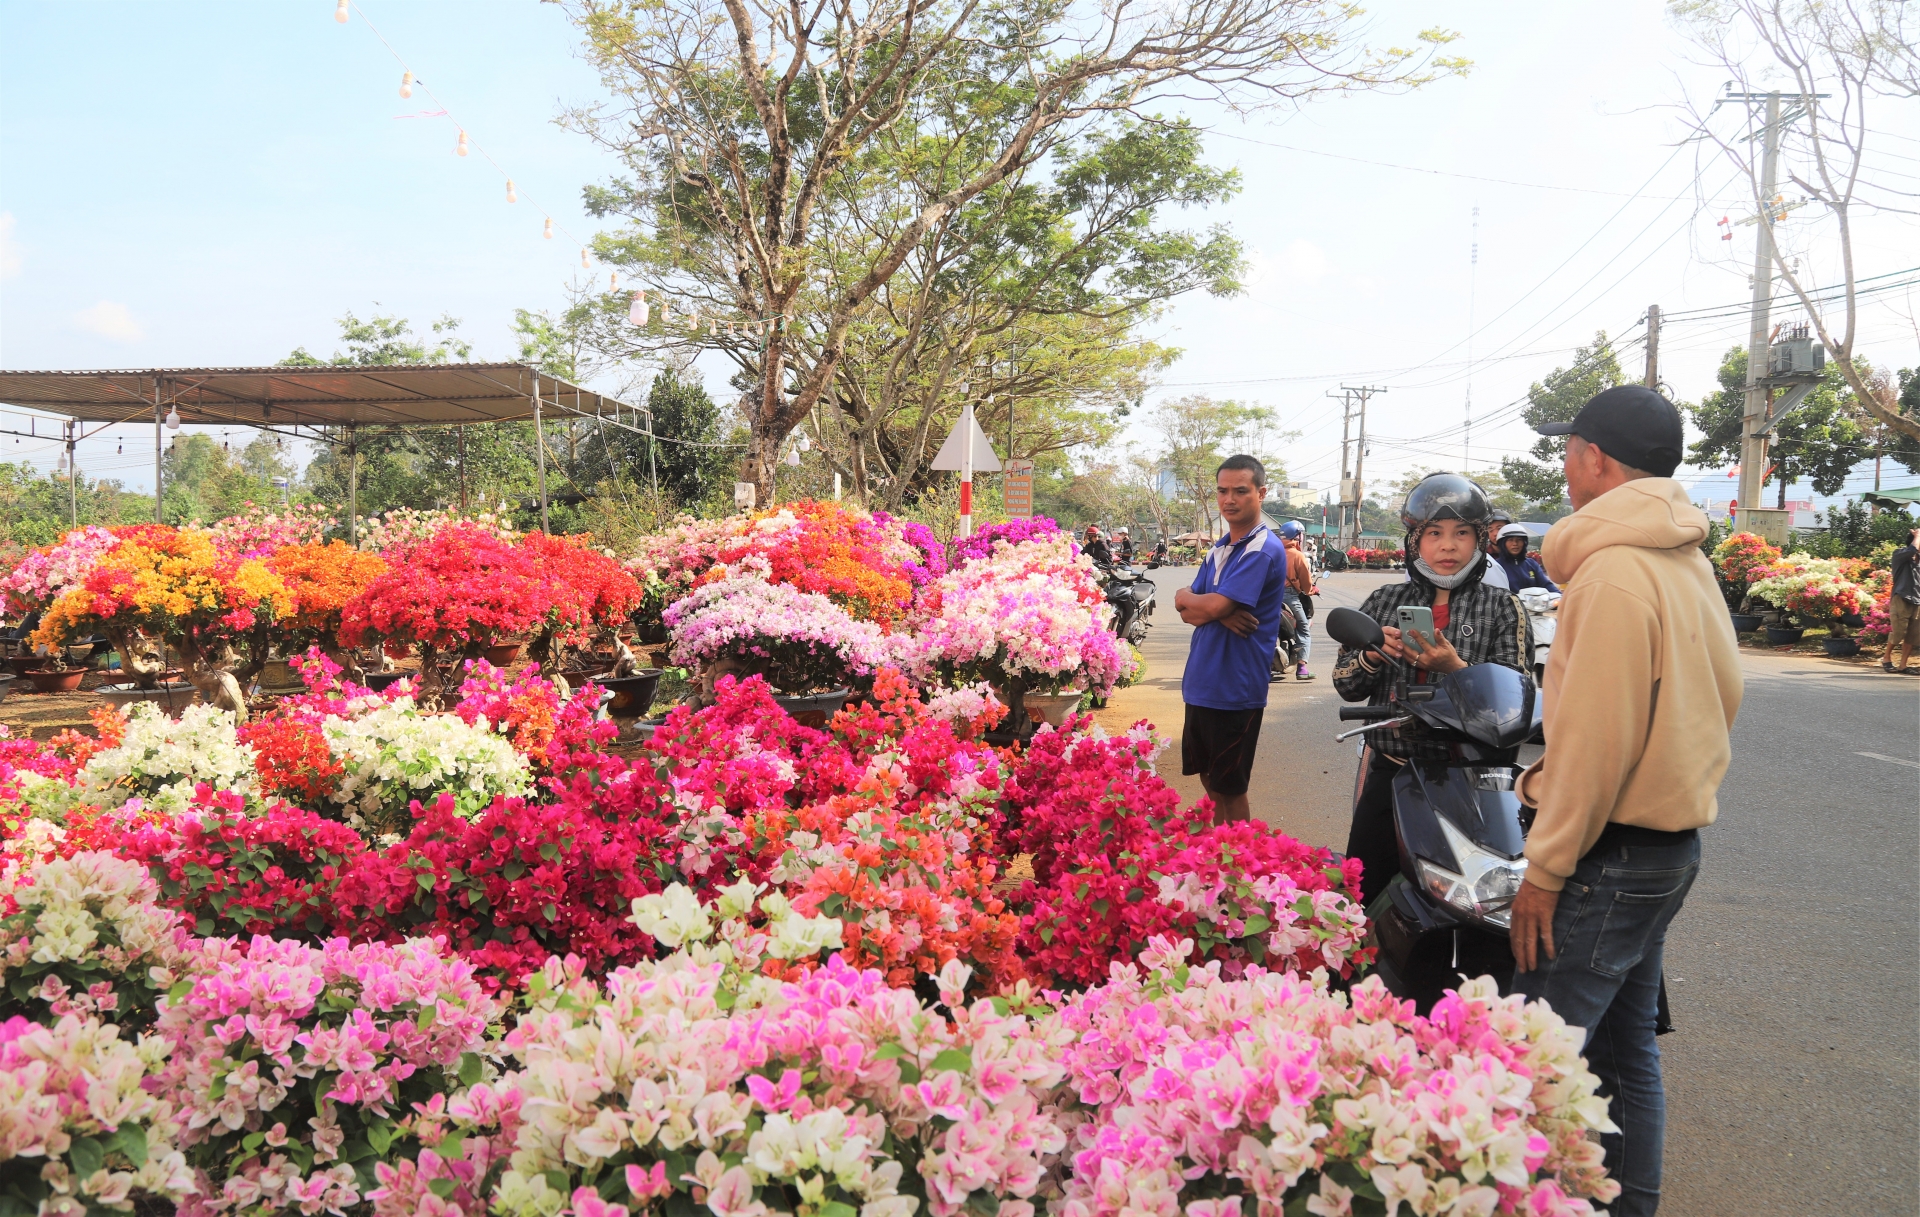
1325, 606, 1385, 650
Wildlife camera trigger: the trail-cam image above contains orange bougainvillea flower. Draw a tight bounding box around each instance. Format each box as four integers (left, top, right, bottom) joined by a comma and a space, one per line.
33, 524, 288, 648
267, 541, 389, 637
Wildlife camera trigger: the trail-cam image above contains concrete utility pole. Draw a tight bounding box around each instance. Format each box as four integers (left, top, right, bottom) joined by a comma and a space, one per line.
1737, 91, 1784, 534
1329, 385, 1386, 550
1719, 88, 1822, 537
1645, 304, 1661, 390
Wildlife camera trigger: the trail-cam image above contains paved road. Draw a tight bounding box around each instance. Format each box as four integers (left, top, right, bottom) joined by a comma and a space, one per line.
1092, 565, 1919, 1215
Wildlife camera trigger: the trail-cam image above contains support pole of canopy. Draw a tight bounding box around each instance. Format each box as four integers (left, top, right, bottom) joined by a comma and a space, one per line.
347, 425, 359, 546
65, 421, 77, 528
153, 378, 164, 524
532, 375, 549, 532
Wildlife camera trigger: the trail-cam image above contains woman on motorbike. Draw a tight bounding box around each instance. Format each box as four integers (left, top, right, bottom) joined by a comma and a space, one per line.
1332, 473, 1533, 905
1491, 523, 1558, 592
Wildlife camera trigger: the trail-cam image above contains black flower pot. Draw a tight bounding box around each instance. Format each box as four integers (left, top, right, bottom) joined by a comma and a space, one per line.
1840, 612, 1866, 628
1822, 636, 1861, 657
1764, 626, 1805, 647
1729, 613, 1764, 633
599, 670, 663, 720
361, 670, 411, 692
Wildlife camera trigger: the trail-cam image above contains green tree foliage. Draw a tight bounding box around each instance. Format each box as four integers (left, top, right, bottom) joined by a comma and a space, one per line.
162, 434, 299, 525
558, 0, 1462, 499
1796, 498, 1917, 558
1685, 346, 1870, 504
1498, 331, 1624, 511
0, 465, 154, 547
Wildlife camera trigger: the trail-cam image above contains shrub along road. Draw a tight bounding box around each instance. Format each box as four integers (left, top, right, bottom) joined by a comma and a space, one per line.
1093, 564, 1918, 1216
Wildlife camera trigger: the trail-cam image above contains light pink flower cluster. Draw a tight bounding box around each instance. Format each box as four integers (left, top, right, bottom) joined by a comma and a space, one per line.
911, 538, 1128, 696
474, 949, 1070, 1217
0, 526, 121, 613
207, 504, 336, 560
155, 935, 501, 1217
1054, 939, 1620, 1217
0, 1012, 197, 1214
664, 574, 894, 690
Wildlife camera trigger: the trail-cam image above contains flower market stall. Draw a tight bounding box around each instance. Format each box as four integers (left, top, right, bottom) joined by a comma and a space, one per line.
0, 499, 1627, 1217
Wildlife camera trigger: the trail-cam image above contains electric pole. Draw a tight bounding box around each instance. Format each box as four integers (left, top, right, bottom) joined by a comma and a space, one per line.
1329, 385, 1387, 550
1645, 304, 1660, 390
1720, 87, 1823, 537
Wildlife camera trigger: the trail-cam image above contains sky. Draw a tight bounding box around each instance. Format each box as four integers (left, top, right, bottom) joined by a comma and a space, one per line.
2, 0, 1916, 508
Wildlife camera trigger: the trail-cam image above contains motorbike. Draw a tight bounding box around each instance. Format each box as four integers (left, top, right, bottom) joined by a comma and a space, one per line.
1271, 602, 1303, 680
1516, 587, 1560, 685
1324, 605, 1541, 1011
1100, 564, 1157, 645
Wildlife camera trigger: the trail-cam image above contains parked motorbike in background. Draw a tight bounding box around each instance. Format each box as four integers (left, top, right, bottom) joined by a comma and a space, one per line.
1100, 564, 1157, 645
1324, 606, 1541, 1011
1516, 587, 1560, 684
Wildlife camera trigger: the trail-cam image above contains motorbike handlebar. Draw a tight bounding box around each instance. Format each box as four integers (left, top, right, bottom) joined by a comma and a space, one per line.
1338, 704, 1402, 721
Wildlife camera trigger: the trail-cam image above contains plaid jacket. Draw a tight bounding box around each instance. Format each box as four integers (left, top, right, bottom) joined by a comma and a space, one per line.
1331, 578, 1532, 762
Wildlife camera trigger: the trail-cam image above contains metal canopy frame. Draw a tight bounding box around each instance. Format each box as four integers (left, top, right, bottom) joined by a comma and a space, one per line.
0, 363, 656, 537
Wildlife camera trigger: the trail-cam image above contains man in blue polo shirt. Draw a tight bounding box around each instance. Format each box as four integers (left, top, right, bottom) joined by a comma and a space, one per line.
1173, 454, 1288, 822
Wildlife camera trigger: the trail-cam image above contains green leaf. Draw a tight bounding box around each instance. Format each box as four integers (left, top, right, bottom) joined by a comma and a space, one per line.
107, 1125, 147, 1168
819, 893, 846, 918
895, 1059, 921, 1084
416, 874, 437, 892
545, 1170, 573, 1198
1037, 924, 1054, 944
929, 1047, 972, 1074
68, 1136, 104, 1180
543, 903, 558, 923
874, 1042, 908, 1060
503, 861, 527, 881
416, 1004, 437, 1031
428, 1179, 457, 1200
365, 1120, 395, 1155
458, 1052, 483, 1086
820, 1204, 858, 1217
1243, 916, 1271, 937
434, 1133, 466, 1158
539, 843, 560, 862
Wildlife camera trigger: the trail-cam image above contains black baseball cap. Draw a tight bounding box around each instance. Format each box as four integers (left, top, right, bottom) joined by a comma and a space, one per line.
1535, 385, 1684, 477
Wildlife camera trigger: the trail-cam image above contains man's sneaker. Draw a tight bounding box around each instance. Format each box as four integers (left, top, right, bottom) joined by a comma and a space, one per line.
1295, 665, 1315, 681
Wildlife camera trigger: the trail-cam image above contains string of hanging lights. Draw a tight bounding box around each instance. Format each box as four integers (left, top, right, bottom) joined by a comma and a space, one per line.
333, 1, 798, 345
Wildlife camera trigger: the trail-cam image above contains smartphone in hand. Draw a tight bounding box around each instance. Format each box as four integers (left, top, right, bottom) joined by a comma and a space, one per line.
1395, 604, 1436, 650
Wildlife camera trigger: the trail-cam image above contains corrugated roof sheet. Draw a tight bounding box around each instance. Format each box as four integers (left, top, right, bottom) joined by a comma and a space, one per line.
0, 364, 629, 429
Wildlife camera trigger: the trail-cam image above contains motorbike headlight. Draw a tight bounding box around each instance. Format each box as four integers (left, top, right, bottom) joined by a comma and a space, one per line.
1412, 816, 1527, 929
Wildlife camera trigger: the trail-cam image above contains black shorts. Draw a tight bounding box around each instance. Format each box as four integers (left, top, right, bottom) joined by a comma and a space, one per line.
1181, 704, 1263, 797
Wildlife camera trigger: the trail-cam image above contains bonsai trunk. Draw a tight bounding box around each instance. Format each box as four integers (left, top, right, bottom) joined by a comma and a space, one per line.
176, 634, 248, 722
106, 626, 165, 690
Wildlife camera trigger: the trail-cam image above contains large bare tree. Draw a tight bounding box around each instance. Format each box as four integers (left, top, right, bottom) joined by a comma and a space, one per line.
1671, 0, 1920, 442
561, 0, 1463, 500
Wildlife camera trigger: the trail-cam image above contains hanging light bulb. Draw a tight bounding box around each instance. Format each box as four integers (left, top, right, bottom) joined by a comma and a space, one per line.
581, 248, 589, 269
609, 271, 619, 291
628, 291, 649, 327
688, 306, 700, 330
456, 130, 469, 157
399, 71, 414, 98
796, 432, 810, 453
543, 217, 553, 240
117, 438, 123, 455
334, 0, 350, 23
659, 298, 670, 325
785, 445, 801, 467
505, 179, 517, 204
164, 408, 181, 431
55, 450, 67, 472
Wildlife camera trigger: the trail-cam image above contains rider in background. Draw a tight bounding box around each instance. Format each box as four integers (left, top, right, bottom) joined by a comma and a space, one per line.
1082, 524, 1114, 567
1491, 523, 1558, 592
1279, 521, 1317, 681
1115, 527, 1136, 565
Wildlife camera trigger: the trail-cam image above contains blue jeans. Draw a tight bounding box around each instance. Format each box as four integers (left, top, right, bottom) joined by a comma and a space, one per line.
1283, 589, 1311, 665
1513, 833, 1700, 1217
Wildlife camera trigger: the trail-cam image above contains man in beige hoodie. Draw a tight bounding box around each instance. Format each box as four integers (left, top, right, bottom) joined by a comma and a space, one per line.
1510, 386, 1744, 1216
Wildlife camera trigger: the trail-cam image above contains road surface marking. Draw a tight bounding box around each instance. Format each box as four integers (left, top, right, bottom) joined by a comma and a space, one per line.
1854, 751, 1920, 770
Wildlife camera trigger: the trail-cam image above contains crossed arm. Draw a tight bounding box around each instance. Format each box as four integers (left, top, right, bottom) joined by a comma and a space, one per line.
1174, 588, 1259, 636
